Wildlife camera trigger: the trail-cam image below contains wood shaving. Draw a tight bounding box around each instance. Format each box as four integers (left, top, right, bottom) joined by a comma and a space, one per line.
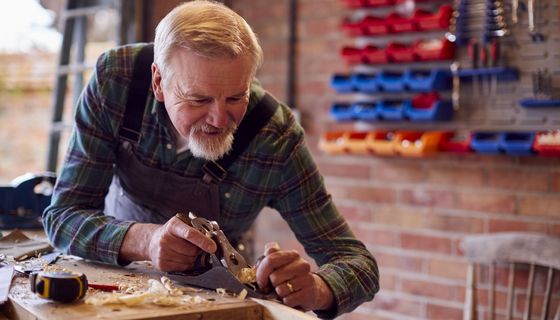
237, 289, 247, 300
237, 266, 256, 284
216, 288, 227, 296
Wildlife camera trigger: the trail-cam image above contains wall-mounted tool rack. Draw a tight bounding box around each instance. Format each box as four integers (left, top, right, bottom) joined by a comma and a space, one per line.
324, 0, 560, 157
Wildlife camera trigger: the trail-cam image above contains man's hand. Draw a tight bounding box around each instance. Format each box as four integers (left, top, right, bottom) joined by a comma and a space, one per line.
255, 242, 335, 311
120, 216, 217, 272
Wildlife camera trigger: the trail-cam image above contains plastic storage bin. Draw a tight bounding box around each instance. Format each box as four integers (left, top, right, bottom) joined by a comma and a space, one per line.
499, 132, 535, 155
331, 74, 355, 93
368, 131, 397, 156
330, 103, 354, 121
352, 73, 380, 93
404, 69, 452, 91
533, 131, 560, 157
378, 71, 406, 92
319, 132, 348, 154
470, 132, 501, 154
405, 93, 453, 121
379, 100, 409, 120
438, 131, 472, 153
353, 101, 379, 121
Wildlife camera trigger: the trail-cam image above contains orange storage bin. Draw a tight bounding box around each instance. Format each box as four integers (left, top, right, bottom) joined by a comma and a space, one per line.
395, 131, 446, 157
368, 131, 397, 156
346, 132, 372, 154
319, 131, 348, 154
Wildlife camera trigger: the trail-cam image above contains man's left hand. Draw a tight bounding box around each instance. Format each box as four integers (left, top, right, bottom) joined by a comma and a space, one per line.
255, 242, 334, 311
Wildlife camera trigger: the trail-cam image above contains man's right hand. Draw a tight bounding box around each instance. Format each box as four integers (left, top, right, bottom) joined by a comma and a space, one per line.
119, 216, 217, 272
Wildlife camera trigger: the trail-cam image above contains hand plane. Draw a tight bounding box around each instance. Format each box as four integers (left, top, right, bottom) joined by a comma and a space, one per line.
167, 212, 278, 300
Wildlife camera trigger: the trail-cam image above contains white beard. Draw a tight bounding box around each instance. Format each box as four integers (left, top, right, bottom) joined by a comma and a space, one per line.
188, 122, 236, 161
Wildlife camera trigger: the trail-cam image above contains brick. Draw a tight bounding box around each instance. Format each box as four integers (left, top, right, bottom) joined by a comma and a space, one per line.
380, 272, 397, 291
316, 160, 371, 180
372, 293, 425, 317
518, 194, 560, 218
488, 218, 549, 233
373, 251, 423, 273
552, 171, 560, 192
488, 169, 549, 192
400, 188, 455, 208
426, 303, 463, 320
299, 0, 344, 18
346, 185, 397, 204
354, 227, 397, 247
372, 209, 484, 233
400, 233, 453, 254
371, 161, 426, 183
428, 259, 469, 280
455, 190, 516, 214
427, 166, 485, 187
402, 278, 465, 302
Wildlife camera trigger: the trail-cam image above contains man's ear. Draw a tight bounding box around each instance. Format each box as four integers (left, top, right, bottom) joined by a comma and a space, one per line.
151, 63, 165, 102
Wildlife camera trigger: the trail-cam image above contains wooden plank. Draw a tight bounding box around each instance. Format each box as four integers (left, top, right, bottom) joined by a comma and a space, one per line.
5, 258, 262, 320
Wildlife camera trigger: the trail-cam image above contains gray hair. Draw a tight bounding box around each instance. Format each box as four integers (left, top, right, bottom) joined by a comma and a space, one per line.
153, 0, 263, 78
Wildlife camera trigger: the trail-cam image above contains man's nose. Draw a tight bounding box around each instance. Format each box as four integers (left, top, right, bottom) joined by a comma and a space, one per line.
207, 101, 229, 128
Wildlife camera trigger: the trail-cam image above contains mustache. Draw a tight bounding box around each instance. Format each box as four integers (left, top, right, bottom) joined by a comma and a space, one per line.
191, 122, 237, 135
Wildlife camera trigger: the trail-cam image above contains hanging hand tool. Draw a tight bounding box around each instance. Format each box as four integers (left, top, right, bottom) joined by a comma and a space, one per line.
489, 39, 500, 95
168, 212, 279, 299
30, 271, 88, 303
450, 62, 461, 110
468, 38, 480, 97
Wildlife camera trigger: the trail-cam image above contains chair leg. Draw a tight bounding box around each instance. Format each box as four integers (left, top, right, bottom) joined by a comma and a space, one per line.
464, 263, 477, 320
506, 263, 516, 320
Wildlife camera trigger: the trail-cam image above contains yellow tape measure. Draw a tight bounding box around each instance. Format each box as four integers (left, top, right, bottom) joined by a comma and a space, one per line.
30, 271, 88, 303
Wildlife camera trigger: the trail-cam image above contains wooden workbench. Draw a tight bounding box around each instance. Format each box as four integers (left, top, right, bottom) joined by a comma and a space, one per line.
2, 257, 314, 320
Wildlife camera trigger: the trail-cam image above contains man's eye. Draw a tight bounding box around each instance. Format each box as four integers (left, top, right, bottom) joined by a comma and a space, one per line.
192, 98, 211, 104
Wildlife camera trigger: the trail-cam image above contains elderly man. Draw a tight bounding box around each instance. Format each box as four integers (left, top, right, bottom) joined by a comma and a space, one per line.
44, 0, 379, 317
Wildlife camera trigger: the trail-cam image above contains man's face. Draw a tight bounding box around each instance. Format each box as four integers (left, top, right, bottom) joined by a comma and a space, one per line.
152, 48, 253, 161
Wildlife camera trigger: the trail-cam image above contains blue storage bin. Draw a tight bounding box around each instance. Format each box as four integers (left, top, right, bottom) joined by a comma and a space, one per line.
470, 132, 501, 154
379, 100, 409, 121
330, 103, 354, 121
378, 71, 406, 92
330, 74, 355, 93
499, 132, 535, 155
352, 101, 379, 121
405, 100, 453, 121
352, 73, 379, 93
404, 69, 452, 92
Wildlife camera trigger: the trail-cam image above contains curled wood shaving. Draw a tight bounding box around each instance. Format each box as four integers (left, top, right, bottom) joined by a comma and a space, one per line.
237, 266, 256, 284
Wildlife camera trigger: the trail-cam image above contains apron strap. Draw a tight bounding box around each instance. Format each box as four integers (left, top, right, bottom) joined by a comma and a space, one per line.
120, 43, 279, 183
119, 44, 154, 144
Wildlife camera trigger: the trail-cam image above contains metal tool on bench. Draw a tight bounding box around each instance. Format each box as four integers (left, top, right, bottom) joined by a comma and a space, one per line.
167, 212, 278, 299
0, 172, 56, 229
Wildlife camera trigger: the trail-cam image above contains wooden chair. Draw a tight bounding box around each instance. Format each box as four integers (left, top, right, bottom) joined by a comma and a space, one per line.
461, 232, 560, 320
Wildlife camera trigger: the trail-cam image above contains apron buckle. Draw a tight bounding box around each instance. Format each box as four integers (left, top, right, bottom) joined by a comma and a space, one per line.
202, 161, 227, 184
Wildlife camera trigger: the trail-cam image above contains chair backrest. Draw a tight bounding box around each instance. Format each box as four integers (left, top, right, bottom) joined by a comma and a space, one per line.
461, 232, 560, 320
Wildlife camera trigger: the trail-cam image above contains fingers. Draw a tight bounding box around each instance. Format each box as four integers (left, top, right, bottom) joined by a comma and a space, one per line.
168, 217, 217, 253
256, 248, 300, 289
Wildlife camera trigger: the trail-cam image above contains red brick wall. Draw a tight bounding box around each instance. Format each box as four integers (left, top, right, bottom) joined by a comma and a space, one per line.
231, 0, 560, 319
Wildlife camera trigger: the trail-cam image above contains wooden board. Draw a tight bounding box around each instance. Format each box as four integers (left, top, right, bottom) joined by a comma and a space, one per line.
3, 257, 263, 320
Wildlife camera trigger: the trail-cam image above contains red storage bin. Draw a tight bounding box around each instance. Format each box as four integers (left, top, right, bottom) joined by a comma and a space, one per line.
438, 131, 472, 153
341, 46, 364, 64
414, 5, 453, 31
386, 42, 416, 63
386, 13, 416, 33
362, 15, 390, 35
414, 38, 455, 61
342, 18, 365, 37
362, 45, 388, 64
533, 131, 560, 157
365, 0, 394, 7
342, 0, 368, 8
